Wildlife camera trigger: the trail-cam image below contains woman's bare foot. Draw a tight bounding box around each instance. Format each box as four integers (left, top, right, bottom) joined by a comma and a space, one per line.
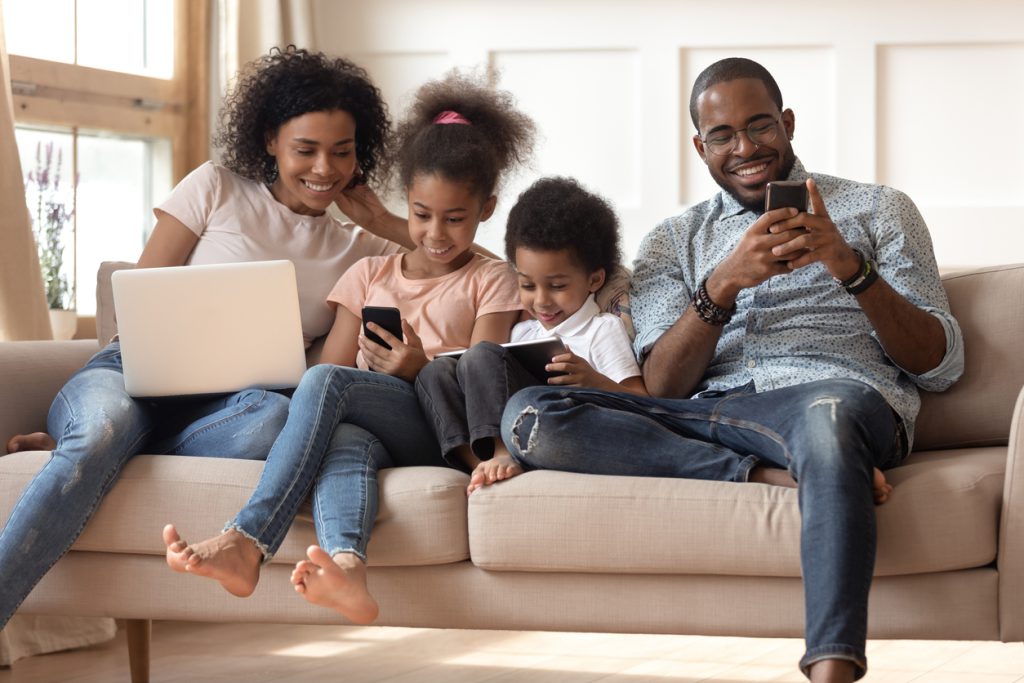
467, 451, 524, 495
6, 432, 57, 454
162, 524, 262, 597
750, 466, 893, 505
291, 545, 379, 624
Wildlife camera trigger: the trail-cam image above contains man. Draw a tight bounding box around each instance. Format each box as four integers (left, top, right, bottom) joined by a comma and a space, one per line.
499, 57, 963, 682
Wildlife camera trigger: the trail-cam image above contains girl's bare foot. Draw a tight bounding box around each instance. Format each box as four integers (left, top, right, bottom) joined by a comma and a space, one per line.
467, 453, 523, 495
6, 432, 57, 454
750, 466, 893, 505
162, 524, 262, 597
291, 545, 379, 624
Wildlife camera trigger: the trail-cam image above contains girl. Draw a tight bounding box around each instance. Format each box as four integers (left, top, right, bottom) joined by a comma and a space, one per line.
416, 177, 645, 495
164, 71, 535, 624
0, 46, 405, 630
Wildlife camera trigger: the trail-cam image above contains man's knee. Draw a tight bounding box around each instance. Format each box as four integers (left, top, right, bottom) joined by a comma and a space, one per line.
500, 386, 554, 458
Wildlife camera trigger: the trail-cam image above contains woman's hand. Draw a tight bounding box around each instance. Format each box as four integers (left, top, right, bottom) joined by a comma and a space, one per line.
335, 184, 414, 250
358, 319, 428, 382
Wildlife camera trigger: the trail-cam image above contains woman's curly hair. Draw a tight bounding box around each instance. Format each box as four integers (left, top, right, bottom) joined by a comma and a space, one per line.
214, 46, 391, 186
391, 69, 535, 198
505, 176, 622, 277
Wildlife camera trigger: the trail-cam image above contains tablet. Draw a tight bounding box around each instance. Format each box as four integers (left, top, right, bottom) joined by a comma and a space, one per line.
437, 337, 568, 381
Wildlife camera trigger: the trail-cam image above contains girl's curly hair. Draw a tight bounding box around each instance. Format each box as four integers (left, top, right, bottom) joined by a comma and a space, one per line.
391, 69, 535, 198
214, 46, 391, 186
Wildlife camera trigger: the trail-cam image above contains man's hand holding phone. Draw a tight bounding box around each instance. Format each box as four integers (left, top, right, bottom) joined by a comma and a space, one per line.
766, 178, 861, 281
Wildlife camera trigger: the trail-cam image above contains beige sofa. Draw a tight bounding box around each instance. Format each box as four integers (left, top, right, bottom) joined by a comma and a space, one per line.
1, 263, 1023, 683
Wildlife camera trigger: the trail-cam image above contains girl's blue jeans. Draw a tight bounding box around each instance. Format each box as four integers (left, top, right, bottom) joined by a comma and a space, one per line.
226, 364, 448, 563
500, 378, 906, 681
0, 342, 291, 628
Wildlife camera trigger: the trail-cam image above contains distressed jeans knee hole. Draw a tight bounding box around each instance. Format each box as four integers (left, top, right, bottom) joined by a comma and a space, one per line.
511, 406, 539, 454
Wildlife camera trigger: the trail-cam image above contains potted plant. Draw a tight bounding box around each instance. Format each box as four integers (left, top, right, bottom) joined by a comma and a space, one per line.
26, 141, 77, 339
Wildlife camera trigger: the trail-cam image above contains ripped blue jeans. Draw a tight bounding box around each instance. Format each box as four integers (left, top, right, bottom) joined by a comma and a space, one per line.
500, 378, 906, 681
0, 342, 291, 628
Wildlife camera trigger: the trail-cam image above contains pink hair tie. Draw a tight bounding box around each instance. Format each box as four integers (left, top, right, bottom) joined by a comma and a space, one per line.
433, 110, 471, 125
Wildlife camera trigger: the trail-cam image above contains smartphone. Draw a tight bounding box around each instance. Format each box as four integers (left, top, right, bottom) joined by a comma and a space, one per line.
362, 306, 403, 350
765, 180, 808, 212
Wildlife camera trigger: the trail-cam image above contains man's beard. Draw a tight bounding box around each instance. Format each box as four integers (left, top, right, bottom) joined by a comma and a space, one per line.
713, 147, 798, 213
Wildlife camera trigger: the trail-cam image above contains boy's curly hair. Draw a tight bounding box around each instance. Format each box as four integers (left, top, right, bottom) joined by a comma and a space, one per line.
391, 69, 535, 198
214, 46, 391, 186
505, 177, 622, 277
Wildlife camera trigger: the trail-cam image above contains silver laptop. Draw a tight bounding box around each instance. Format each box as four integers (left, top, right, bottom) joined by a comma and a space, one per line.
111, 260, 307, 397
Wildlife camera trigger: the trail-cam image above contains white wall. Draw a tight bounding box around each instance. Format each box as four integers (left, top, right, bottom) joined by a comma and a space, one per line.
312, 0, 1024, 268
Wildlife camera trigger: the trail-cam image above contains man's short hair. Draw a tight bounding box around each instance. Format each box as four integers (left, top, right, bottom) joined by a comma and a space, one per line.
688, 57, 784, 130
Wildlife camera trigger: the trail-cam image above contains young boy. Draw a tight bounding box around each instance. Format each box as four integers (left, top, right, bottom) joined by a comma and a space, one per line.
414, 176, 644, 494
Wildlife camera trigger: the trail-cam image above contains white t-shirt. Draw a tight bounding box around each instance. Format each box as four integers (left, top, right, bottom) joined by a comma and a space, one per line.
157, 162, 402, 345
511, 295, 640, 383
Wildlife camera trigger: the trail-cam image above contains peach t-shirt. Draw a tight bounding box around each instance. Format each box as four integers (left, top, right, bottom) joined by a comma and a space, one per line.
328, 253, 522, 368
157, 162, 402, 346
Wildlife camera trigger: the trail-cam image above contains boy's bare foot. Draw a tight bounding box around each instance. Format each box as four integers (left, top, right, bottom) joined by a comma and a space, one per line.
6, 432, 57, 454
467, 452, 523, 495
162, 524, 262, 597
291, 545, 379, 624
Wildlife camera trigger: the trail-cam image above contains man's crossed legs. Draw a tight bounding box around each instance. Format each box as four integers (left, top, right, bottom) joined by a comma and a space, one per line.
500, 378, 905, 681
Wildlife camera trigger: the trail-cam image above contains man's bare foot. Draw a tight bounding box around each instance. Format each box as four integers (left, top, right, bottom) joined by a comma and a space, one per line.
749, 465, 797, 488
291, 545, 379, 624
6, 432, 57, 454
874, 467, 893, 505
750, 465, 892, 505
808, 657, 856, 683
162, 524, 262, 597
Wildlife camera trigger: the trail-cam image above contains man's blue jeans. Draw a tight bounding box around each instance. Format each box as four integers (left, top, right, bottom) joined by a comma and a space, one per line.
0, 342, 291, 628
227, 364, 448, 563
500, 378, 906, 680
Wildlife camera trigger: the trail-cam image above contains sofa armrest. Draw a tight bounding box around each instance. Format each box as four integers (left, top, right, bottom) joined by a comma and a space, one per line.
998, 383, 1024, 640
0, 340, 98, 441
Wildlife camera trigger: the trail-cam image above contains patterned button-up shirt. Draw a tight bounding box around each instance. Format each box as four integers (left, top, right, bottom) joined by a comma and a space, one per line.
631, 159, 964, 448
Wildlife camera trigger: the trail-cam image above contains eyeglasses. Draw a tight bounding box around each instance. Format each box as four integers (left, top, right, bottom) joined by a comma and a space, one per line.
700, 117, 781, 156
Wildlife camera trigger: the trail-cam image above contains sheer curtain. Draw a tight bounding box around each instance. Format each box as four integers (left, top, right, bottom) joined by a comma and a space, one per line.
0, 1, 51, 341
215, 0, 316, 108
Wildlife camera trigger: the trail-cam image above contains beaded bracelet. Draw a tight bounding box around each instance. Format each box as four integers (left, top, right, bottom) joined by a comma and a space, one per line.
691, 279, 735, 326
835, 249, 880, 295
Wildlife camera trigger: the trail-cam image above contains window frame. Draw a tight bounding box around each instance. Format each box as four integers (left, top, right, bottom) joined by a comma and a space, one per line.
9, 0, 209, 186
8, 0, 209, 331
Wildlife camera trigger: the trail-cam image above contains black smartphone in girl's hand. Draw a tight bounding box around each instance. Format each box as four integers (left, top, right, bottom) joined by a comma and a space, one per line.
362, 306, 403, 350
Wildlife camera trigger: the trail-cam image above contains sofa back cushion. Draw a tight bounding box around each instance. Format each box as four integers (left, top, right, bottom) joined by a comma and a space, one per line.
915, 264, 1024, 450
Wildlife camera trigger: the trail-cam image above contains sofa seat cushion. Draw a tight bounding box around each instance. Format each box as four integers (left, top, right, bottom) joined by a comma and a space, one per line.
468, 447, 1005, 577
0, 453, 469, 567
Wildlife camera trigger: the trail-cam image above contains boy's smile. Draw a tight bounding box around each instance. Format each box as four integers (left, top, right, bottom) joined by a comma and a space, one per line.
514, 247, 605, 330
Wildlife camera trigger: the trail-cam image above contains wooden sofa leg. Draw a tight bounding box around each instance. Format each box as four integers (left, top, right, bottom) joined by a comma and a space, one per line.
125, 619, 151, 683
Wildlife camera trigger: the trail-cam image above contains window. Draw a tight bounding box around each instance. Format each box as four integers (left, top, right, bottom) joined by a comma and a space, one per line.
4, 0, 207, 318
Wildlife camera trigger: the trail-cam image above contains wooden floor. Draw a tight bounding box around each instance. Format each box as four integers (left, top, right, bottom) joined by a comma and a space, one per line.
2, 621, 1024, 682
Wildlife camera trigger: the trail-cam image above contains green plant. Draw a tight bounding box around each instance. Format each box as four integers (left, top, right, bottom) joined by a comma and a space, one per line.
26, 141, 75, 310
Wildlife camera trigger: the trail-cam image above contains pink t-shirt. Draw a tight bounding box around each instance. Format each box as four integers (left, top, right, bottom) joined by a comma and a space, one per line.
157, 162, 402, 345
328, 253, 522, 368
